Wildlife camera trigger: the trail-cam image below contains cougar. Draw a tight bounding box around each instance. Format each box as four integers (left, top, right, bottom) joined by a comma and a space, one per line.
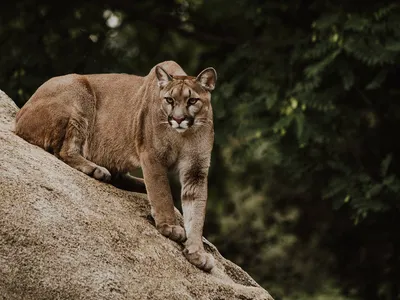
15, 60, 217, 271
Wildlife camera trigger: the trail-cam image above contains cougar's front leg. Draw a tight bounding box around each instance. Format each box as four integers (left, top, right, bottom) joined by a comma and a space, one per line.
140, 153, 186, 242
180, 158, 215, 272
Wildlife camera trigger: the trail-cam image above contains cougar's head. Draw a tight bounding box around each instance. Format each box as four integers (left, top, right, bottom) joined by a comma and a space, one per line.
155, 66, 217, 133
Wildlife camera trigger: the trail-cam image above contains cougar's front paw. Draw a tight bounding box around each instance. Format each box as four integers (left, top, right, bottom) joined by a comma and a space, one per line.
157, 224, 187, 243
183, 244, 215, 272
93, 166, 111, 182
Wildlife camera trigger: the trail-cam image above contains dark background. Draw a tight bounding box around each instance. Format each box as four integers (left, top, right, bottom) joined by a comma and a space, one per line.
2, 1, 400, 299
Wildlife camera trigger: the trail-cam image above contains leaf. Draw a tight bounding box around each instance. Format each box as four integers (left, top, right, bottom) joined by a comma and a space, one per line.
294, 112, 305, 141
385, 40, 400, 52
366, 184, 383, 199
383, 174, 395, 186
374, 3, 399, 20
344, 16, 370, 31
273, 114, 294, 132
314, 13, 341, 30
380, 153, 392, 176
365, 69, 388, 90
383, 175, 400, 193
304, 49, 341, 78
323, 179, 347, 199
343, 70, 355, 90
266, 93, 278, 109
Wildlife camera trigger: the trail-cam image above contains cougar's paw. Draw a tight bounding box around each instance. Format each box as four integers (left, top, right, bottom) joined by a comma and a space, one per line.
157, 224, 187, 243
183, 244, 215, 272
93, 166, 112, 182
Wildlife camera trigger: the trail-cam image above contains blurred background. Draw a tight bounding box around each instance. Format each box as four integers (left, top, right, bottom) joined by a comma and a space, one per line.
1, 1, 400, 299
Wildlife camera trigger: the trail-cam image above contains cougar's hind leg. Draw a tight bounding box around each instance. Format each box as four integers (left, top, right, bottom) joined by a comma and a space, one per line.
59, 117, 111, 182
111, 173, 147, 193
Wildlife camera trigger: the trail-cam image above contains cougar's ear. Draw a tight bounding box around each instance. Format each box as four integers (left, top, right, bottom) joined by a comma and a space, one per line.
155, 66, 173, 88
196, 67, 217, 92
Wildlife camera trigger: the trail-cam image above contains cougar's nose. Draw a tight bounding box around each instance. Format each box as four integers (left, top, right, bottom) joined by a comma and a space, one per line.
172, 116, 185, 124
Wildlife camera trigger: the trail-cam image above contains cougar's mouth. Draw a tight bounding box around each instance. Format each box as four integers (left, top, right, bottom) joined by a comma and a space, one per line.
168, 116, 194, 133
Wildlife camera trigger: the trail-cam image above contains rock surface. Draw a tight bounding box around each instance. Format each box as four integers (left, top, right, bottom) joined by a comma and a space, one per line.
0, 90, 273, 300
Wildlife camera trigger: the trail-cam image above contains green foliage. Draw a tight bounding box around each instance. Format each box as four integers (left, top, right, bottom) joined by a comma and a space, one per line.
204, 1, 400, 299
2, 1, 400, 299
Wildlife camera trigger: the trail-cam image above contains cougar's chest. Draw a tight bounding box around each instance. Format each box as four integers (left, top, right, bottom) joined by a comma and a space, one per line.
153, 136, 185, 169
160, 143, 181, 169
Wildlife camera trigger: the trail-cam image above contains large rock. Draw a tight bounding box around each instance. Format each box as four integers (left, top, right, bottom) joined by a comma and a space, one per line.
0, 90, 273, 300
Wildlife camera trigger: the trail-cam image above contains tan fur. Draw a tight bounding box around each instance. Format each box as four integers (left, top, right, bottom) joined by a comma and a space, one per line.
14, 61, 217, 271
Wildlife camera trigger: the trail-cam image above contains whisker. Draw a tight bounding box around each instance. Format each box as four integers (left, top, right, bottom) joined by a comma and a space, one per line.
159, 108, 169, 117
194, 121, 212, 125
195, 118, 212, 123
193, 121, 212, 128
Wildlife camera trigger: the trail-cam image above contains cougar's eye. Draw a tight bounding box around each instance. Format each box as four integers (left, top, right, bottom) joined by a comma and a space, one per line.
164, 97, 174, 104
188, 98, 199, 105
